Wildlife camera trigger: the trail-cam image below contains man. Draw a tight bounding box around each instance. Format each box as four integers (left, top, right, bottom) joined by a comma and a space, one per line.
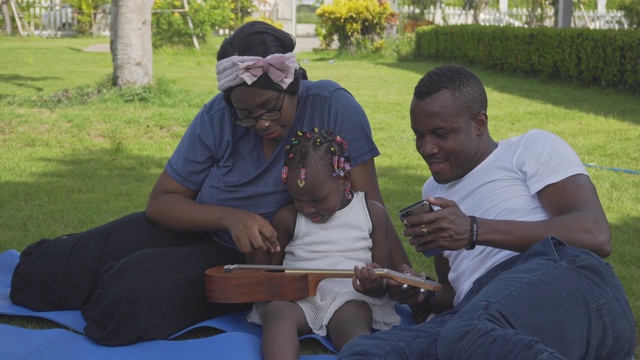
341, 65, 635, 359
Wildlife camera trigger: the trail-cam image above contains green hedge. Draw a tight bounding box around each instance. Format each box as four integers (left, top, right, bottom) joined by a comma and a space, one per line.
415, 25, 640, 94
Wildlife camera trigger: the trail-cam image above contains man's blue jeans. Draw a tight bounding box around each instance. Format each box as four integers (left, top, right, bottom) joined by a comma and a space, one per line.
339, 237, 636, 359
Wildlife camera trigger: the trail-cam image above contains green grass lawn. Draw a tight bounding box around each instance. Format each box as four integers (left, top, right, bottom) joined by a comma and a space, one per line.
1, 35, 639, 356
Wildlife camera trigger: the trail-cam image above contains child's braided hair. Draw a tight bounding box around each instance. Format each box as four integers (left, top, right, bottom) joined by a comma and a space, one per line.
282, 128, 351, 188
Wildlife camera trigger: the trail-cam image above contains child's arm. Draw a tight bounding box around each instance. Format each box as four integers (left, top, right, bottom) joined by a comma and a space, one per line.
368, 199, 394, 268
352, 199, 393, 297
245, 204, 297, 265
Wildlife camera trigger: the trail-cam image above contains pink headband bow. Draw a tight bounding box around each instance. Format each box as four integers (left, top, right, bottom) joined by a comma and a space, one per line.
216, 53, 299, 91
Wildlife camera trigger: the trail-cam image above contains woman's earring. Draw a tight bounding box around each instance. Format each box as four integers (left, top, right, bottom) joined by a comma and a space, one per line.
345, 184, 353, 199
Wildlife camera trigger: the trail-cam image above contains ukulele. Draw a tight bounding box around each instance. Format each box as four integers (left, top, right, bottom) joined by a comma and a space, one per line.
204, 264, 442, 303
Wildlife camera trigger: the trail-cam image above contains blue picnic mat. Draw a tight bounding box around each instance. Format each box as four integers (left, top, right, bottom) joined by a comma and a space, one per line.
0, 249, 415, 359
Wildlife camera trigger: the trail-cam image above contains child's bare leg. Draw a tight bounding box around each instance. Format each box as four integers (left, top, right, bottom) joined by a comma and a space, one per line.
261, 301, 311, 360
327, 300, 373, 351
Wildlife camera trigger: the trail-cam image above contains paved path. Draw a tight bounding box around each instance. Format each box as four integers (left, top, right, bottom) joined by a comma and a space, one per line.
83, 43, 110, 52
294, 36, 321, 53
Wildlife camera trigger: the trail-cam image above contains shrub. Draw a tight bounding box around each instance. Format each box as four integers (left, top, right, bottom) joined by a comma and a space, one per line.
63, 0, 111, 35
415, 25, 640, 93
316, 0, 395, 54
395, 32, 417, 60
151, 0, 235, 48
620, 0, 640, 29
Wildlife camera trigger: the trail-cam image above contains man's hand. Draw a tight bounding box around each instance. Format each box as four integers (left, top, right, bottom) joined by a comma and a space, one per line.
387, 264, 440, 323
403, 197, 473, 253
386, 264, 423, 305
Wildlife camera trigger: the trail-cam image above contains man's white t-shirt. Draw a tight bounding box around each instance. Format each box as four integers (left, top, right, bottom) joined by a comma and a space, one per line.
422, 129, 588, 305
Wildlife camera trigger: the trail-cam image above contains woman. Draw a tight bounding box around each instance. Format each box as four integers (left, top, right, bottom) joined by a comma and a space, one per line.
10, 21, 409, 346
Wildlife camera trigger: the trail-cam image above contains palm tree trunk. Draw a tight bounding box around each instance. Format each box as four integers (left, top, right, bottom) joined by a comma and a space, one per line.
110, 0, 153, 87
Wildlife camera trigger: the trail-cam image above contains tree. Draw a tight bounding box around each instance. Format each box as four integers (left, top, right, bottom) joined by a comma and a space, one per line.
109, 0, 153, 87
1, 0, 12, 35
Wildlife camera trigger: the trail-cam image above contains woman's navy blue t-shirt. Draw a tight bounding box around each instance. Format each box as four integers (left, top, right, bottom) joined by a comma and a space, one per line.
166, 79, 380, 249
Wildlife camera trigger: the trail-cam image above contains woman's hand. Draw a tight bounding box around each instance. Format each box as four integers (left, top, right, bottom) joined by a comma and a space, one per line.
224, 208, 280, 254
353, 263, 386, 297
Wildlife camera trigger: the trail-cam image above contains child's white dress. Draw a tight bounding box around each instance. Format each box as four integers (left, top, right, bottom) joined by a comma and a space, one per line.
247, 191, 400, 336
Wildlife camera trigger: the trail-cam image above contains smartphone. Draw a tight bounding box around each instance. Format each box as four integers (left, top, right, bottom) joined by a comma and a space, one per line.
398, 200, 443, 257
398, 200, 434, 222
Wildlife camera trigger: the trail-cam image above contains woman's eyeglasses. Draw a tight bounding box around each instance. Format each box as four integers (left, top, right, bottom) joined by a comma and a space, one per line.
233, 93, 285, 127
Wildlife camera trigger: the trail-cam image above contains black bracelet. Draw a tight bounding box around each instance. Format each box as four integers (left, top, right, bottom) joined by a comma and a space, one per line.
466, 215, 478, 250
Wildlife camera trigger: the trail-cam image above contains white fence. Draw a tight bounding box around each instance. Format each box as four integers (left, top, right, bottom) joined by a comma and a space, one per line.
408, 5, 628, 30
10, 1, 629, 37
13, 0, 109, 37
31, 2, 76, 37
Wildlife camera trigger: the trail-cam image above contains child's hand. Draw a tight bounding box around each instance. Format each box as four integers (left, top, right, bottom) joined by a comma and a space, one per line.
352, 263, 386, 297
